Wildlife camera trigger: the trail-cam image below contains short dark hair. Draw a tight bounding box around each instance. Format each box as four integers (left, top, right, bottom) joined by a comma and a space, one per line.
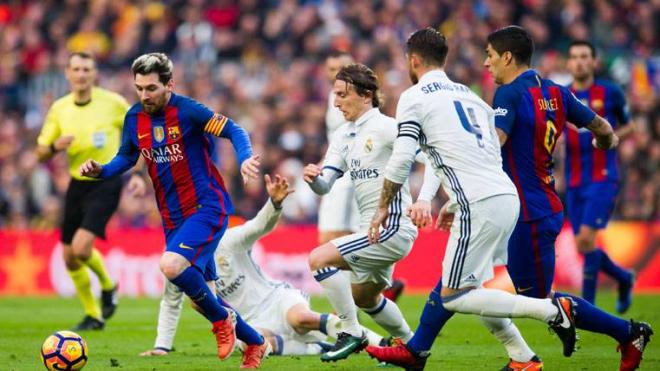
335, 63, 382, 108
131, 53, 173, 85
487, 26, 534, 66
406, 28, 449, 67
568, 40, 596, 58
67, 52, 95, 67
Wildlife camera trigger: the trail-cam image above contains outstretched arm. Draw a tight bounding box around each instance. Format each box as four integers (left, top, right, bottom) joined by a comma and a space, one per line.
219, 174, 294, 253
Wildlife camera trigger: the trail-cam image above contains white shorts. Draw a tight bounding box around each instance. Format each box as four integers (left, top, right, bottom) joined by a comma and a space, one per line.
318, 176, 359, 233
249, 285, 322, 342
332, 227, 416, 286
443, 194, 519, 290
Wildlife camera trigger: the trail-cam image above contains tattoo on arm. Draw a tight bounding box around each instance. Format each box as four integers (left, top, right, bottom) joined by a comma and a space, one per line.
379, 179, 403, 209
586, 115, 612, 136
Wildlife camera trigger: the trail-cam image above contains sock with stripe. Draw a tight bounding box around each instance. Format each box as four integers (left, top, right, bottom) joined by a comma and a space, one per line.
407, 280, 454, 353
170, 266, 228, 322
441, 288, 557, 323
362, 296, 413, 342
83, 247, 115, 291
481, 316, 535, 363
554, 291, 631, 343
313, 268, 362, 337
68, 265, 102, 320
582, 249, 601, 304
597, 247, 632, 284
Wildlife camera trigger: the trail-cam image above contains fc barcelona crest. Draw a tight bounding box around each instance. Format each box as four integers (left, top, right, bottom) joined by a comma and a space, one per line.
153, 126, 165, 142
168, 126, 181, 140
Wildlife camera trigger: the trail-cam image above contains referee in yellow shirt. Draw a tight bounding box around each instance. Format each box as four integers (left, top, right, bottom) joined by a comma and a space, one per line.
36, 52, 138, 330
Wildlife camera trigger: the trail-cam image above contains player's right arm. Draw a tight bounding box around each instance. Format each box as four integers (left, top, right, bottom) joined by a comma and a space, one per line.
80, 115, 139, 178
36, 104, 75, 162
492, 86, 517, 147
304, 130, 347, 195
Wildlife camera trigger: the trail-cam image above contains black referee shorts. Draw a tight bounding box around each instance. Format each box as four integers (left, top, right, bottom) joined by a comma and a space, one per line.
61, 176, 122, 244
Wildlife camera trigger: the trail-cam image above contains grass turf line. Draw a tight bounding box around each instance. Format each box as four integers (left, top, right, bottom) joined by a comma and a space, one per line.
0, 292, 657, 370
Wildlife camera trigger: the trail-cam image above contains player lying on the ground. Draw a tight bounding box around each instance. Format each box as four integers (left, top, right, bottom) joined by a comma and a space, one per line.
140, 174, 383, 356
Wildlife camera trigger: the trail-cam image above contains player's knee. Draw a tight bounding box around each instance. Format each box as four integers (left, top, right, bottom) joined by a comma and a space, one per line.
290, 311, 318, 331
71, 241, 92, 261
62, 247, 81, 270
575, 233, 595, 254
308, 249, 327, 272
159, 255, 187, 280
355, 294, 380, 309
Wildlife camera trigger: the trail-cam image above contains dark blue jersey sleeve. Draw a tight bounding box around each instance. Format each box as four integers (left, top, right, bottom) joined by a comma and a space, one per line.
493, 85, 517, 135
185, 97, 215, 128
610, 84, 631, 125
220, 120, 253, 165
563, 87, 595, 128
100, 117, 139, 178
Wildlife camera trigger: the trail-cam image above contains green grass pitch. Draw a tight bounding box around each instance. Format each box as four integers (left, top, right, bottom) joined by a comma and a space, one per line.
0, 292, 658, 370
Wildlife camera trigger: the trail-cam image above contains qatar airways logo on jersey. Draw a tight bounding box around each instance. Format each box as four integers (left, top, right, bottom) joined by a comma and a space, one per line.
349, 159, 380, 180
140, 143, 184, 164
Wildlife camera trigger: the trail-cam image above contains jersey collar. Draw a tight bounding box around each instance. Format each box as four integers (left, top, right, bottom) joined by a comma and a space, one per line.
419, 69, 448, 83
351, 107, 379, 128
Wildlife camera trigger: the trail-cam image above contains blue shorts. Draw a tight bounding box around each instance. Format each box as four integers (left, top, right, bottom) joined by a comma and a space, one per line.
566, 181, 618, 234
165, 211, 228, 282
506, 212, 563, 299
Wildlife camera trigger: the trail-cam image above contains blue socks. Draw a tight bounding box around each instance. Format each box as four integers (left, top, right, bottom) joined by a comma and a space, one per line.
582, 248, 632, 304
216, 297, 264, 346
598, 248, 632, 283
582, 250, 601, 303
407, 280, 455, 354
171, 266, 228, 322
554, 291, 631, 343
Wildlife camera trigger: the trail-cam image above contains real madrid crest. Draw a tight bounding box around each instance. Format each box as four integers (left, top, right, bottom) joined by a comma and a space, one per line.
364, 138, 373, 153
153, 126, 165, 142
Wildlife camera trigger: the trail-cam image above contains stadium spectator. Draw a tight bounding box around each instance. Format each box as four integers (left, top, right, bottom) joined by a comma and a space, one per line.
0, 0, 657, 229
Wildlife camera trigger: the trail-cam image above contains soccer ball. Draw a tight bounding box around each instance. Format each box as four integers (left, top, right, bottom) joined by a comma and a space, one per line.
40, 331, 88, 370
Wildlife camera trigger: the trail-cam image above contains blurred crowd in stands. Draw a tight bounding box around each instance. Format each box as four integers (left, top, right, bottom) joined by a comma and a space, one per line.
0, 0, 658, 229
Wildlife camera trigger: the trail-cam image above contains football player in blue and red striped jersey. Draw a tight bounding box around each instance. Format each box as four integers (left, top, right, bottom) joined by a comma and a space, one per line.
80, 53, 269, 368
485, 26, 651, 371
565, 40, 635, 311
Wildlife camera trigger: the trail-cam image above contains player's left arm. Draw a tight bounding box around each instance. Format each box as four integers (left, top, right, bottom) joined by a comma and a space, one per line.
564, 87, 618, 150
407, 151, 441, 228
191, 99, 259, 184
218, 174, 293, 253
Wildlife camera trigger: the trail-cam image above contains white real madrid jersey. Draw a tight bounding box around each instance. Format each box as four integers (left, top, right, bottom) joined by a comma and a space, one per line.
214, 200, 287, 321
322, 108, 416, 235
389, 70, 516, 211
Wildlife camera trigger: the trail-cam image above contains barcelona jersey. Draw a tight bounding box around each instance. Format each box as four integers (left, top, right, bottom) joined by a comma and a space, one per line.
110, 93, 235, 229
564, 79, 630, 187
493, 70, 595, 222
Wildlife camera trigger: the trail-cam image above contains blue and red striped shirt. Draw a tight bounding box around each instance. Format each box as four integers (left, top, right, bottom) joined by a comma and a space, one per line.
100, 93, 252, 230
564, 79, 630, 187
493, 70, 595, 222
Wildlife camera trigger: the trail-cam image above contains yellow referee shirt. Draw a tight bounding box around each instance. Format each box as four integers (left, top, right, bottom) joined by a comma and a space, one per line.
37, 87, 130, 180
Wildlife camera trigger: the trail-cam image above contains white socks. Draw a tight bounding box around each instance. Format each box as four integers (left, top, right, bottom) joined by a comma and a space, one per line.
324, 313, 382, 345
442, 288, 558, 323
155, 280, 185, 350
316, 270, 362, 336
362, 297, 413, 342
481, 316, 535, 362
